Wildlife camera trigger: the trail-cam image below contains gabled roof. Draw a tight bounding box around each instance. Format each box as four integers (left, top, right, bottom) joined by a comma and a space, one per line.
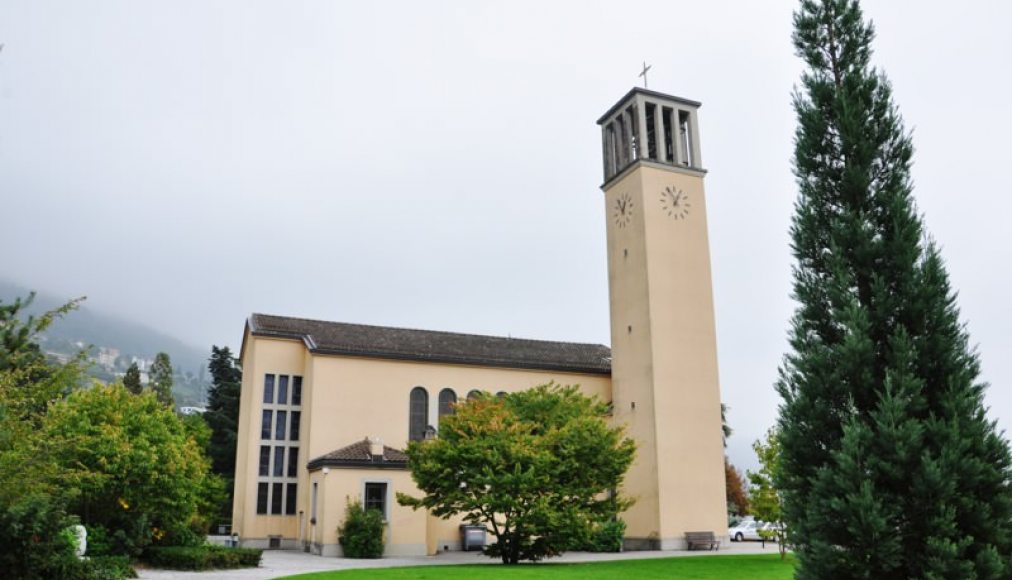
307, 439, 409, 471
248, 313, 612, 375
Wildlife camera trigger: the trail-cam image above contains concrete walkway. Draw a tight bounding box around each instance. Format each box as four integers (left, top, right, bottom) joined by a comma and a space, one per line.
136, 541, 782, 580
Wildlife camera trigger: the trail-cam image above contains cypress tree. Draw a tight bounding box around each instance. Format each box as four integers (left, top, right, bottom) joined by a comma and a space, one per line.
206, 346, 241, 476
776, 1, 1012, 577
206, 345, 242, 518
122, 362, 142, 395
149, 352, 174, 407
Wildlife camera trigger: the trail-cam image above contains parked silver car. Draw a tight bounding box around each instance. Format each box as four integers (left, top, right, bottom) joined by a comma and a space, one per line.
728, 519, 777, 542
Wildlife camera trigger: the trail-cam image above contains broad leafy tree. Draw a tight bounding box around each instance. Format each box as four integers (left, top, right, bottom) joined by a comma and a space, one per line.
42, 384, 220, 556
747, 428, 787, 558
149, 351, 174, 407
777, 1, 1012, 577
725, 459, 750, 518
398, 383, 635, 564
205, 345, 242, 518
122, 362, 142, 395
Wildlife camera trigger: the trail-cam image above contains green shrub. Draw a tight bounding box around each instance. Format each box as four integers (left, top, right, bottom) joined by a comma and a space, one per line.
338, 499, 385, 558
566, 518, 626, 553
0, 494, 84, 580
142, 545, 262, 570
586, 519, 625, 552
77, 556, 138, 580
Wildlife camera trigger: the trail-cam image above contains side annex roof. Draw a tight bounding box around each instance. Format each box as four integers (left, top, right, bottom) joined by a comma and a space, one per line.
307, 439, 409, 471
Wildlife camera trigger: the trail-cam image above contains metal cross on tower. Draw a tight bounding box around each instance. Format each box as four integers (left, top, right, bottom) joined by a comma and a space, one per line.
638, 61, 651, 88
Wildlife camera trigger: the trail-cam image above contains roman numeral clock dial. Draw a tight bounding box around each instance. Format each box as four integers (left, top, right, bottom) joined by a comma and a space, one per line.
660, 185, 690, 220
613, 192, 634, 228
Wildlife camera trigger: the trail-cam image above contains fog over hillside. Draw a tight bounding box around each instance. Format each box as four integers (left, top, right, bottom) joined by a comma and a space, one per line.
1, 278, 215, 403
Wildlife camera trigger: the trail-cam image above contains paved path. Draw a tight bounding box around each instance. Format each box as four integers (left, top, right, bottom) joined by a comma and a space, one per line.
136, 541, 781, 580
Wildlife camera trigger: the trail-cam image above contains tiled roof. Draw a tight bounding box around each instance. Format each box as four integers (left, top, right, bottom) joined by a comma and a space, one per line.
248, 313, 612, 375
307, 439, 409, 471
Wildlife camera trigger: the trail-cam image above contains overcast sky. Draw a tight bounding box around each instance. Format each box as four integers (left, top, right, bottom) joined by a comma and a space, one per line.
1, 0, 1009, 471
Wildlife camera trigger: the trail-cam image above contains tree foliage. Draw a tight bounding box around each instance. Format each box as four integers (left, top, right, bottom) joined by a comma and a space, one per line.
0, 294, 88, 508
338, 499, 385, 558
777, 1, 1012, 577
721, 403, 732, 447
42, 384, 221, 556
0, 292, 85, 419
725, 459, 749, 517
123, 362, 142, 395
205, 345, 242, 519
149, 352, 174, 407
206, 346, 241, 477
398, 383, 635, 564
747, 428, 787, 558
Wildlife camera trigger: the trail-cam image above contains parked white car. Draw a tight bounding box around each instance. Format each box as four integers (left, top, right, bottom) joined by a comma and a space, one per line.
728, 519, 776, 542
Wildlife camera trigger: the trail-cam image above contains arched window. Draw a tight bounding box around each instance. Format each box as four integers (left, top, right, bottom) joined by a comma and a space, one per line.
438, 389, 457, 418
496, 391, 507, 398
467, 389, 482, 401
409, 387, 428, 441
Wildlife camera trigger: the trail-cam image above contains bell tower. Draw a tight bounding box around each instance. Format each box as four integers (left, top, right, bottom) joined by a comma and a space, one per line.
599, 88, 727, 549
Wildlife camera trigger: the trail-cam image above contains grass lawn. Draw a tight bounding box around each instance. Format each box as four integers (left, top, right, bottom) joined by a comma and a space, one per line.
279, 554, 796, 580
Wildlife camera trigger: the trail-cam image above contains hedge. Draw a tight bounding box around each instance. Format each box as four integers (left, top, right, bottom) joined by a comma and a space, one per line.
142, 545, 262, 570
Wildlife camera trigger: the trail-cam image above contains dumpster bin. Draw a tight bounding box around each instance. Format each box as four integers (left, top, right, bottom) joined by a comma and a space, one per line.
460, 525, 486, 551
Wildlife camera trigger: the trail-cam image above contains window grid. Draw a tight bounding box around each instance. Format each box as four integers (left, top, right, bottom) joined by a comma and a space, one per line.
364, 482, 388, 519
258, 373, 302, 517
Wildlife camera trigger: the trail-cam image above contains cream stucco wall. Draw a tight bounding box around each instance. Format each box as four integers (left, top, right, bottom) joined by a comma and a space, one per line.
604, 161, 728, 548
308, 467, 427, 557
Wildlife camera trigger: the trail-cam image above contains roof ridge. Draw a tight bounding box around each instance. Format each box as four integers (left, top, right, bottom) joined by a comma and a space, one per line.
252, 312, 609, 349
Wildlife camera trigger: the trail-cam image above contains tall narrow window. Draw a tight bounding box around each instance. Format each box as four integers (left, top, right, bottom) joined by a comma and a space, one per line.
438, 389, 457, 418
258, 445, 271, 476
467, 389, 482, 400
273, 446, 285, 477
261, 410, 272, 440
408, 387, 428, 441
263, 374, 275, 404
292, 376, 303, 405
288, 447, 299, 478
364, 482, 388, 518
256, 482, 269, 514
285, 483, 297, 515
271, 482, 283, 514
275, 410, 287, 440
277, 375, 289, 405
290, 411, 301, 441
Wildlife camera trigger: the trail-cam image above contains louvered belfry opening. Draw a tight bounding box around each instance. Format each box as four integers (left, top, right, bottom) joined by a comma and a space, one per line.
598, 88, 703, 183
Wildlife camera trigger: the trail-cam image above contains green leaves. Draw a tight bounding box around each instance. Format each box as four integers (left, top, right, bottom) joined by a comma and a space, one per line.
41, 384, 218, 555
779, 0, 1012, 577
399, 382, 635, 564
149, 352, 174, 407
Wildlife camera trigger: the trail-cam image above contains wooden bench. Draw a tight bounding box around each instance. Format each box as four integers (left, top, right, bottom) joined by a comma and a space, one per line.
685, 531, 720, 551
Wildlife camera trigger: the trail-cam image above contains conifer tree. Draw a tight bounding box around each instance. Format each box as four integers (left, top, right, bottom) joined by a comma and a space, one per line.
776, 1, 1012, 577
122, 362, 142, 395
205, 345, 241, 517
149, 352, 174, 407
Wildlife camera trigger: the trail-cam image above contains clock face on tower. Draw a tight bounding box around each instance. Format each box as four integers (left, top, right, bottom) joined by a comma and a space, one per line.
613, 192, 634, 228
660, 186, 690, 220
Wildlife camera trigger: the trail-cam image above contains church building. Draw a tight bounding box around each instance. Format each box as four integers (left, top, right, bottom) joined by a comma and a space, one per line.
231, 87, 728, 555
